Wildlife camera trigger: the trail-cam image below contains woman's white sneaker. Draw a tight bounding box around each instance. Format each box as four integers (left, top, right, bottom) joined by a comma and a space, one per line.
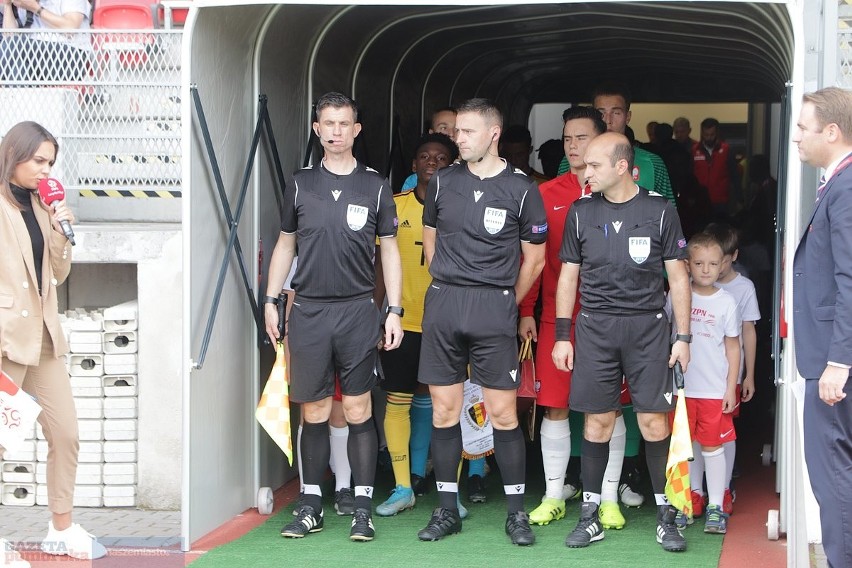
40, 522, 108, 560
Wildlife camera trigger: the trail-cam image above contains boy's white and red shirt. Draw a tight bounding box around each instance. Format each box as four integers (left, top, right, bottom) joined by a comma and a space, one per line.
716, 272, 760, 381
667, 286, 741, 399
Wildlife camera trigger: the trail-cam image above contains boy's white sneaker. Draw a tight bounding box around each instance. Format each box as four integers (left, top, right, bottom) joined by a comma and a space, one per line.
40, 522, 108, 560
0, 538, 30, 568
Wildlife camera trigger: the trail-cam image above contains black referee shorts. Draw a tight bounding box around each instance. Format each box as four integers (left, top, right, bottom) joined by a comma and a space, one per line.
379, 332, 422, 393
569, 309, 674, 414
418, 282, 519, 391
288, 296, 381, 403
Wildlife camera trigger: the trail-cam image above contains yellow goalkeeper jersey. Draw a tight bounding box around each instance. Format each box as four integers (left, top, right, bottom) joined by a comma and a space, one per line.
390, 189, 431, 332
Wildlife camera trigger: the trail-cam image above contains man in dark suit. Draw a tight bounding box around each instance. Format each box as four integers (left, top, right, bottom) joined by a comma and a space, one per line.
792, 86, 852, 568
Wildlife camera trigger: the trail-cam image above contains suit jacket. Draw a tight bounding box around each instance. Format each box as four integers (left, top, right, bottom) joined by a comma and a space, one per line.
793, 161, 852, 379
0, 191, 71, 366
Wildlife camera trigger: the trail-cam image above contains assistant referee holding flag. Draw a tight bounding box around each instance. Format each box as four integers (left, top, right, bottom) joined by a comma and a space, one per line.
265, 92, 403, 543
552, 132, 691, 552
416, 98, 547, 546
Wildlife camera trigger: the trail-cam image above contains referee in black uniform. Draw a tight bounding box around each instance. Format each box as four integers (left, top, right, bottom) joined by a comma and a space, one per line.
264, 92, 404, 542
416, 98, 547, 546
552, 132, 691, 552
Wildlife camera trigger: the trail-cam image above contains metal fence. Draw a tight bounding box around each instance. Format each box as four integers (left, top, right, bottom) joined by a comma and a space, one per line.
0, 29, 182, 222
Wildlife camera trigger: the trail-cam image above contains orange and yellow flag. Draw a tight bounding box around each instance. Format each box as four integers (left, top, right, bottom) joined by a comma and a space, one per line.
665, 390, 693, 516
255, 341, 293, 465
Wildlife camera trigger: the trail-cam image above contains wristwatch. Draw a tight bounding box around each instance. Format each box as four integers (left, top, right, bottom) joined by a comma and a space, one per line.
385, 305, 404, 317
675, 333, 692, 344
263, 295, 280, 305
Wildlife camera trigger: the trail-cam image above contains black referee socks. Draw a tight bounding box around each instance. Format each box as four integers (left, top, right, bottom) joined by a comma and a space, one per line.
348, 419, 378, 510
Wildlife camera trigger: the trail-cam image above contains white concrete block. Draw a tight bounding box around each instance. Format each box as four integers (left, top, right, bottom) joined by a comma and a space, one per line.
103, 494, 136, 507
65, 312, 104, 331
103, 353, 137, 374
71, 375, 104, 398
73, 484, 103, 507
103, 419, 137, 441
1, 482, 36, 506
74, 397, 104, 419
103, 463, 136, 485
77, 419, 104, 441
36, 422, 44, 440
103, 441, 136, 463
3, 440, 36, 462
78, 441, 104, 463
36, 462, 102, 485
102, 375, 137, 397
103, 485, 136, 507
103, 331, 137, 354
103, 485, 135, 498
104, 397, 137, 419
69, 354, 104, 377
36, 484, 48, 506
1, 461, 36, 483
69, 331, 103, 354
103, 300, 138, 331
36, 440, 47, 462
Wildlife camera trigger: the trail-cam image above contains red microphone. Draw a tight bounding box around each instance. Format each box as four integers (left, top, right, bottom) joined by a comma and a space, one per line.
37, 178, 75, 246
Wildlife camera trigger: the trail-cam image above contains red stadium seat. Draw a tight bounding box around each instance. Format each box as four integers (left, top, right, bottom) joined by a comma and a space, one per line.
155, 2, 189, 28
91, 0, 156, 72
92, 0, 155, 29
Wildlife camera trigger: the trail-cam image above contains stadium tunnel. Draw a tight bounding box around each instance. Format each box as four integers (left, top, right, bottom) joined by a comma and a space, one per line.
180, 0, 813, 561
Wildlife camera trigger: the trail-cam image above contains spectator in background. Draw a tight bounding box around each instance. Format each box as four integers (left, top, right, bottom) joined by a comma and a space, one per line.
500, 124, 549, 185
537, 138, 564, 180
692, 118, 741, 219
645, 121, 658, 145
673, 117, 696, 152
1, 0, 93, 82
663, 123, 713, 240
742, 154, 777, 252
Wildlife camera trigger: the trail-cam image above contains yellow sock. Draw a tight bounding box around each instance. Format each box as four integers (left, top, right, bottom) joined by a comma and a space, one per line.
385, 391, 413, 488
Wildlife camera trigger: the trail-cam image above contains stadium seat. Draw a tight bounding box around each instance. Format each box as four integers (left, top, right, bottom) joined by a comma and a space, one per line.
92, 0, 155, 29
91, 0, 156, 74
154, 1, 190, 28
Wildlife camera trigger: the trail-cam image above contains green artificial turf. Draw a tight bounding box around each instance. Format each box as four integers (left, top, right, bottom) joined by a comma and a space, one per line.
189, 470, 724, 568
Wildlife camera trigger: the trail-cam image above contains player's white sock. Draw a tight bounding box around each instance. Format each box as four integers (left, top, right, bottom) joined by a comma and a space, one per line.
601, 415, 626, 502
540, 417, 571, 500
724, 440, 736, 488
703, 447, 726, 507
689, 440, 705, 495
330, 425, 351, 491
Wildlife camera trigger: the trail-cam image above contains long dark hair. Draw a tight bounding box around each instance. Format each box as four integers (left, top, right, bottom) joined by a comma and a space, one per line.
0, 121, 58, 210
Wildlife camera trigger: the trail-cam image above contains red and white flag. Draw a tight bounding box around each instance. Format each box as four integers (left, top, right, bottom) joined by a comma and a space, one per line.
0, 371, 42, 454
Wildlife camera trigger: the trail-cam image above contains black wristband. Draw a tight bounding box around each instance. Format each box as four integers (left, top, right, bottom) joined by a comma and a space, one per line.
263, 295, 279, 305
555, 318, 572, 341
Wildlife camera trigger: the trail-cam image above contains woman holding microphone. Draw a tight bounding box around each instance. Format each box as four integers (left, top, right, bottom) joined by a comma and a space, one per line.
0, 121, 106, 562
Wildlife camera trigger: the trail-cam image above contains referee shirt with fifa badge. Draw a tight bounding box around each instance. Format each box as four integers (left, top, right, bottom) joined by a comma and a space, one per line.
281, 161, 397, 300
560, 186, 686, 313
423, 161, 548, 287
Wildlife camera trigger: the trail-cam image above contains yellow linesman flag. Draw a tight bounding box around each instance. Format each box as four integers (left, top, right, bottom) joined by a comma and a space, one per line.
665, 391, 693, 516
256, 341, 293, 466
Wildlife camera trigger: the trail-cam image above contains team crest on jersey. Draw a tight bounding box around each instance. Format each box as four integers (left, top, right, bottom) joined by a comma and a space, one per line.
632, 166, 640, 181
628, 237, 650, 263
483, 207, 506, 234
347, 204, 369, 231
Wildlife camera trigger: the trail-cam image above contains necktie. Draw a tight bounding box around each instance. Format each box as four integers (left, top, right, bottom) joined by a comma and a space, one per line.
816, 175, 827, 202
